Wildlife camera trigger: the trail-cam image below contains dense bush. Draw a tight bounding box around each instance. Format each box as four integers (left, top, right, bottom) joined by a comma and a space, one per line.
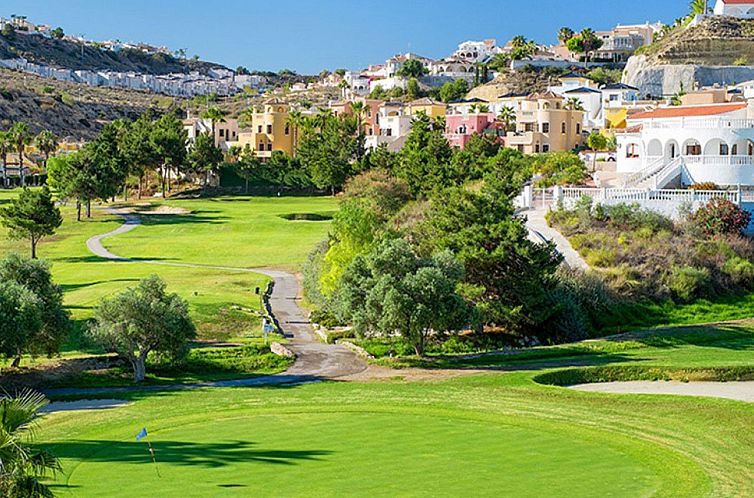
694, 198, 751, 236
666, 266, 711, 302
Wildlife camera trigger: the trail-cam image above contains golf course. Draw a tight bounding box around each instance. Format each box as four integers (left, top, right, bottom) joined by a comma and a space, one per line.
1, 190, 753, 497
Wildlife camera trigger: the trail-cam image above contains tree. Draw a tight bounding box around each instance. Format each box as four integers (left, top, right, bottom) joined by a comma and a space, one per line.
152, 113, 187, 197
558, 27, 575, 45
0, 130, 10, 187
509, 36, 537, 61
0, 254, 70, 366
120, 112, 157, 199
564, 97, 585, 111
498, 106, 517, 132
690, 0, 710, 16
336, 239, 472, 356
487, 53, 511, 72
188, 133, 224, 189
0, 390, 62, 498
406, 77, 422, 100
34, 130, 58, 169
566, 29, 604, 63
416, 174, 562, 335
86, 122, 129, 207
200, 106, 226, 140
89, 275, 196, 382
297, 113, 359, 195
396, 113, 454, 196
439, 79, 468, 103
0, 187, 62, 259
234, 151, 261, 193
586, 131, 608, 172
50, 26, 65, 39
0, 281, 42, 366
1, 23, 15, 38
396, 59, 428, 79
531, 151, 588, 187
9, 122, 32, 186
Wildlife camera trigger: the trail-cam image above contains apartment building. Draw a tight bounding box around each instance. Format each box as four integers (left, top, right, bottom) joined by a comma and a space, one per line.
235, 100, 295, 159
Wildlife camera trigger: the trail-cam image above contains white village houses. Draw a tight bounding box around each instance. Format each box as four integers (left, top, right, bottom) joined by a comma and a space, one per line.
616, 102, 754, 188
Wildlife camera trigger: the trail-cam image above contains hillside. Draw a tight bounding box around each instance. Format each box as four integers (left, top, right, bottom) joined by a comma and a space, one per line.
0, 68, 179, 140
624, 16, 754, 96
637, 16, 754, 66
0, 30, 225, 75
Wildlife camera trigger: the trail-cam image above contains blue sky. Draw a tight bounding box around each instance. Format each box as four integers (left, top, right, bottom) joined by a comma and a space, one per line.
7, 0, 689, 73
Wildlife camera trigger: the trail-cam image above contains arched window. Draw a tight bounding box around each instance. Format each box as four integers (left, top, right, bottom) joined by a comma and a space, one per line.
561, 122, 567, 134
626, 143, 640, 159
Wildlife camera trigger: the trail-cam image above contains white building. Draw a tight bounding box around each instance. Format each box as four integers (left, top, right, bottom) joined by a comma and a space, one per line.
714, 0, 754, 18
616, 102, 754, 188
454, 40, 497, 63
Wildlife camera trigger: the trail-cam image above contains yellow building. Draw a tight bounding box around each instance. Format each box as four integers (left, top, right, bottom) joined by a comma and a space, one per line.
236, 99, 294, 159
504, 92, 585, 154
407, 98, 447, 118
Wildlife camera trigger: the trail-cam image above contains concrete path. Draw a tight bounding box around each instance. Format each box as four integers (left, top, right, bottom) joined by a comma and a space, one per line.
44, 208, 366, 398
524, 208, 588, 270
570, 381, 754, 403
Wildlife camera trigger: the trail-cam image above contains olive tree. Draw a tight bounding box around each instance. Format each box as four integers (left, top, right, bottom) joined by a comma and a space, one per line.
88, 275, 196, 382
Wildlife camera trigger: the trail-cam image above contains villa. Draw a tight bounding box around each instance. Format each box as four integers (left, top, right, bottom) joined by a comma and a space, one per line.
714, 0, 754, 18
616, 101, 754, 188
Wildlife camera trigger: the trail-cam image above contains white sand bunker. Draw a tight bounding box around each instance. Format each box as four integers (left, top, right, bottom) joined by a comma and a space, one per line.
112, 204, 191, 215
570, 381, 754, 403
41, 399, 131, 413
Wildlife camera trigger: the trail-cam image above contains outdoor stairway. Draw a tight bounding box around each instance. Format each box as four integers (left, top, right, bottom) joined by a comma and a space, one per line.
623, 157, 683, 190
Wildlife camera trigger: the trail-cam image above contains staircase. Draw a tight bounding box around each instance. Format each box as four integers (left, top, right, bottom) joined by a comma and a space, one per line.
623, 157, 683, 189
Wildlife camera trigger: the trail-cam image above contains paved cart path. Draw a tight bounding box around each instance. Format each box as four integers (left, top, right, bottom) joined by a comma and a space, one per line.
45, 208, 366, 398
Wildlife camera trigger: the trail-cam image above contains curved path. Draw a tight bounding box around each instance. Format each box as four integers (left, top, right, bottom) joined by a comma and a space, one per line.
45, 208, 365, 398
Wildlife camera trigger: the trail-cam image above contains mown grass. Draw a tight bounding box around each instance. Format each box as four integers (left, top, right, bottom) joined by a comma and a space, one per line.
37, 323, 754, 497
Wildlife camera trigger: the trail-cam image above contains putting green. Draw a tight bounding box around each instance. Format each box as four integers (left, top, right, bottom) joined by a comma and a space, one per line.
51, 409, 687, 497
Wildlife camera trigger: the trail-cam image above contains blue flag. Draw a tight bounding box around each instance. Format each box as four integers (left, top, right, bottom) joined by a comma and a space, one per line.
136, 428, 148, 442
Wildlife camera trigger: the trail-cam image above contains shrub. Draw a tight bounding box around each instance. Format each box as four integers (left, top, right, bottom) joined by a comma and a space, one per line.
693, 198, 752, 236
689, 182, 718, 191
666, 266, 710, 302
723, 256, 754, 288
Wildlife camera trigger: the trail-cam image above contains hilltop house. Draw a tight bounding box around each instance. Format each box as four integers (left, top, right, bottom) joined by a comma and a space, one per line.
616, 101, 754, 187
714, 0, 754, 18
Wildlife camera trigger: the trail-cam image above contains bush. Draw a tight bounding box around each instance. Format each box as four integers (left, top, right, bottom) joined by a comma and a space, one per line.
666, 266, 710, 302
693, 198, 752, 236
689, 182, 718, 191
723, 256, 754, 288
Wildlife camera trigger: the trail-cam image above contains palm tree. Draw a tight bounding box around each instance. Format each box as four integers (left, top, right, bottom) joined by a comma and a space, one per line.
558, 27, 575, 45
690, 0, 709, 16
0, 131, 10, 187
34, 130, 58, 169
0, 390, 62, 498
498, 106, 516, 132
565, 97, 585, 111
9, 122, 32, 187
349, 101, 368, 135
200, 106, 226, 143
338, 80, 349, 99
287, 109, 304, 156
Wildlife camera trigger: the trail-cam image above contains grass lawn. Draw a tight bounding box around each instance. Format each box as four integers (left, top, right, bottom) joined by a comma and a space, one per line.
38, 323, 754, 497
0, 191, 333, 384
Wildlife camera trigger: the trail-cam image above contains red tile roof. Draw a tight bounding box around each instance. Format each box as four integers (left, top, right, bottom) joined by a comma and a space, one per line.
721, 0, 754, 4
629, 103, 747, 120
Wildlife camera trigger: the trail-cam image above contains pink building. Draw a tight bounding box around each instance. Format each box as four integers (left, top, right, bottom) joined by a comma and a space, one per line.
445, 113, 495, 148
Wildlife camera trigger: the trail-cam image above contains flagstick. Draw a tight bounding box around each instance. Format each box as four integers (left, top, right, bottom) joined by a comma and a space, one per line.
146, 439, 161, 478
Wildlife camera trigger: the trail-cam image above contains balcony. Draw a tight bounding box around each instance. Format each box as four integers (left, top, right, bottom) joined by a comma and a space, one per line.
642, 118, 754, 130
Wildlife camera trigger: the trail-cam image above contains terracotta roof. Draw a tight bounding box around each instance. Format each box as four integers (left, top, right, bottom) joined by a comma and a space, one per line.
721, 0, 754, 4
629, 103, 747, 120
409, 97, 444, 106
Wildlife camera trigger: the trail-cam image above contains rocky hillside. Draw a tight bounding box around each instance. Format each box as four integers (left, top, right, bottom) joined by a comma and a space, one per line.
467, 67, 567, 101
625, 17, 754, 97
0, 68, 179, 140
0, 30, 225, 74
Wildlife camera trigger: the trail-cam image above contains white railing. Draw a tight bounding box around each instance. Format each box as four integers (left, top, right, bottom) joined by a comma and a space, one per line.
682, 155, 754, 167
642, 118, 754, 130
558, 187, 740, 207
622, 156, 666, 187
652, 157, 683, 189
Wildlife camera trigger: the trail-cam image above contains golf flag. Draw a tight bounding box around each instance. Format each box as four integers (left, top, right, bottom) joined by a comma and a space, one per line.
136, 428, 148, 442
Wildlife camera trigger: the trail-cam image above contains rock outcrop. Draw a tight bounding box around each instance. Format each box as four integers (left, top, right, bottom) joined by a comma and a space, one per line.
623, 16, 754, 96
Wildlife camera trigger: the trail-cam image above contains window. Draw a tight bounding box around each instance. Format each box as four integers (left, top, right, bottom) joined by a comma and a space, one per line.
267, 143, 273, 151
576, 124, 581, 134
541, 122, 550, 133
542, 144, 550, 153
284, 124, 290, 135
258, 125, 262, 133
561, 122, 567, 134
535, 143, 540, 153
626, 143, 640, 159
267, 124, 273, 134
733, 144, 739, 155
685, 143, 701, 156
258, 142, 264, 152
609, 94, 619, 102
720, 143, 730, 156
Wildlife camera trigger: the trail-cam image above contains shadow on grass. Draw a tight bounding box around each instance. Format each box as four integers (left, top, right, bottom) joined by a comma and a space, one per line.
137, 211, 228, 227
44, 440, 331, 468
56, 256, 173, 264
60, 278, 141, 292
603, 322, 754, 351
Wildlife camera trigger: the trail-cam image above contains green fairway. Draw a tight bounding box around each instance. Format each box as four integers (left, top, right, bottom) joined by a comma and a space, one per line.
37, 323, 754, 497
